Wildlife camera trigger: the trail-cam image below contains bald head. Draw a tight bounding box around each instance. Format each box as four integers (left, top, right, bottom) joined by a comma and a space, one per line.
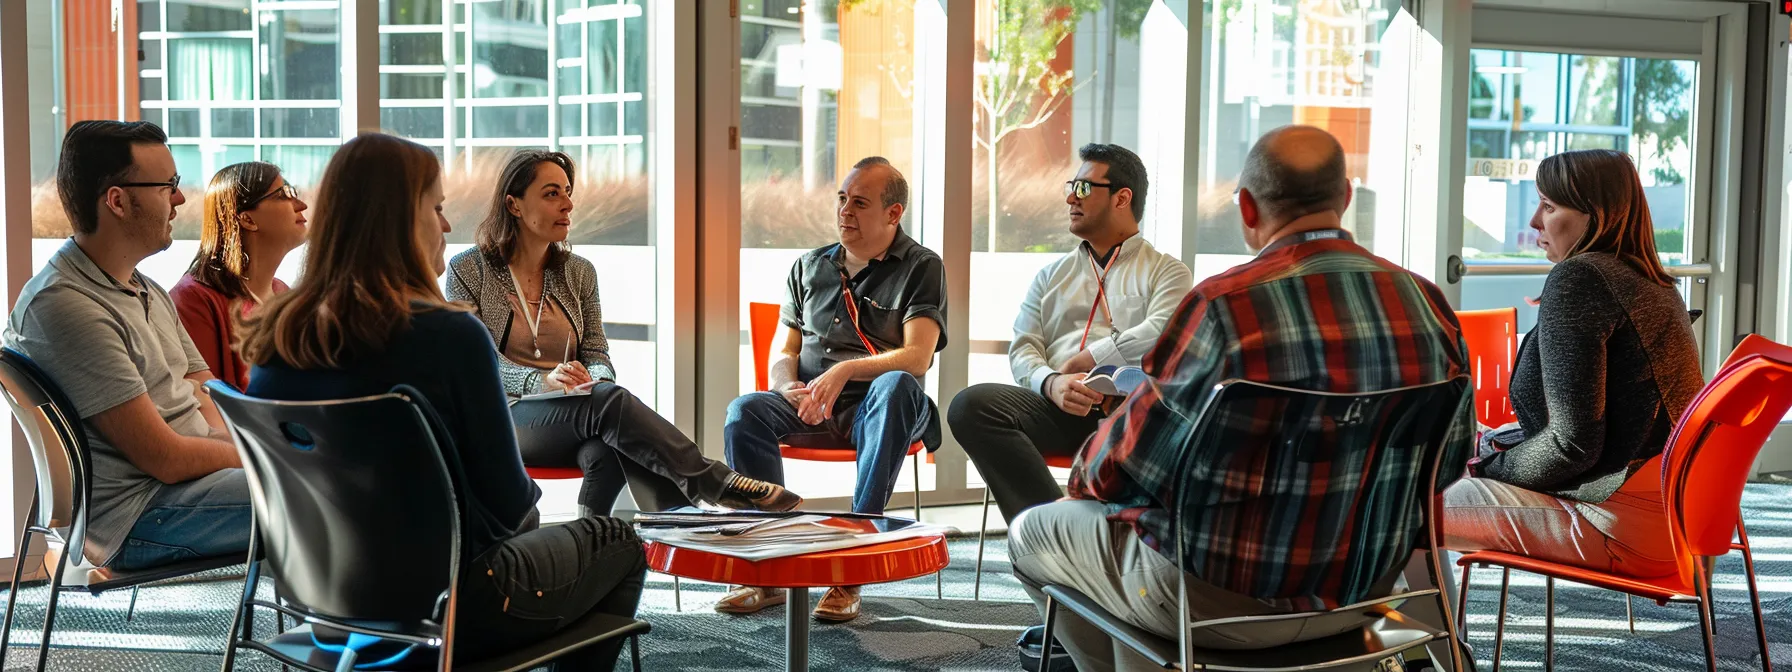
1238, 125, 1349, 223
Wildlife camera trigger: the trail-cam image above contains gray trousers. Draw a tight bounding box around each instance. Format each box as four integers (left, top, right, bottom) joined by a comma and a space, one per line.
1010, 501, 1441, 672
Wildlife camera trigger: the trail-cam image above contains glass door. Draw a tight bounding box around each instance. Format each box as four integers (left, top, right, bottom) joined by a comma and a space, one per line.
1455, 2, 1742, 366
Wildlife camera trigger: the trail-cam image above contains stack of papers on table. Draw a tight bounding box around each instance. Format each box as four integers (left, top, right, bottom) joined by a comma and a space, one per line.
636, 512, 945, 561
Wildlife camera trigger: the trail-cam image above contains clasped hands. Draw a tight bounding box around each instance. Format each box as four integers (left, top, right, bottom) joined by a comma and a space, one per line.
779, 363, 856, 425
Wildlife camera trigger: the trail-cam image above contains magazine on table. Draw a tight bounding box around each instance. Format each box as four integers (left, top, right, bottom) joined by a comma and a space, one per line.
634, 508, 943, 561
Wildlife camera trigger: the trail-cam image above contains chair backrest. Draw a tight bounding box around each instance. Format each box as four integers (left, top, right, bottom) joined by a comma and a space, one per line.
1170, 376, 1468, 610
1719, 333, 1792, 373
1659, 347, 1792, 585
0, 348, 90, 554
206, 382, 462, 625
749, 301, 782, 392
1456, 308, 1518, 428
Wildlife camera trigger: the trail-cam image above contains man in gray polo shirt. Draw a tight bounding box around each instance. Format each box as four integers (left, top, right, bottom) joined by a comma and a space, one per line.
6, 121, 249, 571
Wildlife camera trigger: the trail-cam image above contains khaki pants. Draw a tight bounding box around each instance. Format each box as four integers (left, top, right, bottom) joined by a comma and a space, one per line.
1008, 500, 1383, 672
1443, 463, 1677, 579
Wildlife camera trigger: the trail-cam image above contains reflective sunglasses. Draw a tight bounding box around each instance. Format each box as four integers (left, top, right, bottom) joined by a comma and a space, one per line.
1063, 179, 1116, 200
244, 183, 299, 209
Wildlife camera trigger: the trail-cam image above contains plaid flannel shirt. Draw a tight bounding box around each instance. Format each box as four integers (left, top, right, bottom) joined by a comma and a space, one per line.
1067, 229, 1475, 610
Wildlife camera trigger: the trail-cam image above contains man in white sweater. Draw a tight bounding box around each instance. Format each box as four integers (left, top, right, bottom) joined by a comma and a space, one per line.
948, 143, 1193, 525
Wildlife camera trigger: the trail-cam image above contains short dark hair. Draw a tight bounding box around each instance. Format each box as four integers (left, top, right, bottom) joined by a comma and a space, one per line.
1238, 125, 1349, 220
57, 120, 170, 236
1077, 143, 1149, 222
851, 156, 908, 211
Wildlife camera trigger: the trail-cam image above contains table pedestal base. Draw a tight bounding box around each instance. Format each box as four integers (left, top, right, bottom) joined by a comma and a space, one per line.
786, 586, 809, 671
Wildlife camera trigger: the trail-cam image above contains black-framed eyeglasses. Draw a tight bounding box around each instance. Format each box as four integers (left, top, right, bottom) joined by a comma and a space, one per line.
244, 183, 299, 209
113, 175, 181, 197
1064, 179, 1116, 200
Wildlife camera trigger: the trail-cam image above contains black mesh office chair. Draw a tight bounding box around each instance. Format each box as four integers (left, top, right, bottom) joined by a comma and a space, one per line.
0, 348, 250, 670
1037, 377, 1472, 671
207, 381, 649, 672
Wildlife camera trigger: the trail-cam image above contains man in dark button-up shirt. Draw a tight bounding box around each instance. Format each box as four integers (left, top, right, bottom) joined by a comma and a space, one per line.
719, 156, 947, 623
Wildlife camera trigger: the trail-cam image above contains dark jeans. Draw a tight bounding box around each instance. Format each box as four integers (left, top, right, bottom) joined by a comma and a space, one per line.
455, 515, 647, 670
947, 383, 1102, 523
513, 382, 736, 513
723, 371, 930, 514
112, 468, 253, 570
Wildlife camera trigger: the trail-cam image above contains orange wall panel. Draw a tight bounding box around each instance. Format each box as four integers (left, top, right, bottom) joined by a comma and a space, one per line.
63, 0, 140, 127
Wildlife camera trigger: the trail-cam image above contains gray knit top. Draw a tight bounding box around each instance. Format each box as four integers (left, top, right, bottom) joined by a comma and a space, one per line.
445, 247, 618, 397
1478, 252, 1703, 503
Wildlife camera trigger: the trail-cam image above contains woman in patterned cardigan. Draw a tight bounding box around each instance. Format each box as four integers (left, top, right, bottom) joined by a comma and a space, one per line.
447, 149, 801, 515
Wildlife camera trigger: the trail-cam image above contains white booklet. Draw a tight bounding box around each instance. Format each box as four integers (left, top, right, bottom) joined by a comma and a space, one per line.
636, 513, 945, 561
512, 380, 598, 404
1082, 365, 1148, 397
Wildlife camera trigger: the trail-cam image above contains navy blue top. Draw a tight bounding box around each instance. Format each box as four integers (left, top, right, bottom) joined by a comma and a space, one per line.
246, 306, 541, 560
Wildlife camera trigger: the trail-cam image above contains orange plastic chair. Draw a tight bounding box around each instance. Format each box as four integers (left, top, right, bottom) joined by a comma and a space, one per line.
1457, 307, 1519, 429
1455, 339, 1792, 672
747, 302, 937, 597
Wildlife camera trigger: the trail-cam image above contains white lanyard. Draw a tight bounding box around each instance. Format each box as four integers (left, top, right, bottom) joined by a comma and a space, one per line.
509, 269, 546, 359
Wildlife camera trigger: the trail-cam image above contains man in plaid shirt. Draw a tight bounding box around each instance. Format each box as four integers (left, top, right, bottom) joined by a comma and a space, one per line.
1008, 126, 1474, 669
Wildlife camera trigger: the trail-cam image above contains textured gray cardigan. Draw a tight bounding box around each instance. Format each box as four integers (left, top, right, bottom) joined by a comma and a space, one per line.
445, 247, 617, 397
1479, 252, 1703, 503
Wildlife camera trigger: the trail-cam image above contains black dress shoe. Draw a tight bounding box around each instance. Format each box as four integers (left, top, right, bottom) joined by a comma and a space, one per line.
1016, 624, 1078, 672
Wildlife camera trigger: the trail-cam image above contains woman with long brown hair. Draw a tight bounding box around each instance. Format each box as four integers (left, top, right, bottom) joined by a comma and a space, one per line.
445, 149, 800, 515
1444, 149, 1703, 578
171, 161, 306, 391
239, 133, 645, 669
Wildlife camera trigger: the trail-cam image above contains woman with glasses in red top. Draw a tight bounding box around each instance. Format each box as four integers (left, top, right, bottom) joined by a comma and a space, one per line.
171, 162, 309, 391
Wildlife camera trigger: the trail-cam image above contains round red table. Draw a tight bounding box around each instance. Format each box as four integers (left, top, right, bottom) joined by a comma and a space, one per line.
644, 530, 950, 671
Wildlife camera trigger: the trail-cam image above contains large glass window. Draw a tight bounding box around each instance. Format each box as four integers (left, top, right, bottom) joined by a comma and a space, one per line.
1195, 0, 1413, 279
33, 1, 342, 288
966, 0, 1188, 392
379, 0, 659, 414
739, 0, 930, 501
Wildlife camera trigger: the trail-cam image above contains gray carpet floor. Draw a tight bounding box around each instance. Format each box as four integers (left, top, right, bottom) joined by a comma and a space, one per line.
2, 484, 1791, 670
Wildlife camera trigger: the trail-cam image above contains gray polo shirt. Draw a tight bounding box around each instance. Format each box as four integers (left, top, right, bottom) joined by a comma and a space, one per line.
5, 238, 212, 565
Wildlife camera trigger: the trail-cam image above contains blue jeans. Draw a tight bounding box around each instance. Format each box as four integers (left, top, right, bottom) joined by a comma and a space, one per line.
724, 371, 931, 514
112, 468, 253, 571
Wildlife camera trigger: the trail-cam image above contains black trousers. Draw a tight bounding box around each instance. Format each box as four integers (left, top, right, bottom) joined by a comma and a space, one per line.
455, 515, 647, 669
947, 382, 1103, 523
512, 382, 735, 513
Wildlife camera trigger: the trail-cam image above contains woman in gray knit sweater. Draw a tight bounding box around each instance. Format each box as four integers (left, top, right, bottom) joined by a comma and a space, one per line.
446, 150, 801, 515
1442, 149, 1703, 578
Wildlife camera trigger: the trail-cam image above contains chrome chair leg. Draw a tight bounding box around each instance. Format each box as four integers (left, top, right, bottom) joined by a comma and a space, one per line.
1543, 577, 1555, 672
1695, 559, 1718, 672
1625, 595, 1635, 633
35, 539, 70, 672
0, 504, 37, 671
1040, 594, 1058, 672
1492, 567, 1510, 672
1739, 523, 1771, 672
672, 576, 682, 612
913, 458, 939, 599
1457, 564, 1471, 636
126, 585, 140, 622
973, 488, 991, 601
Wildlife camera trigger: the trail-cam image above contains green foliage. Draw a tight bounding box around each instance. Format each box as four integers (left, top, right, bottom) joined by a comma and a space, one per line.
1631, 59, 1692, 185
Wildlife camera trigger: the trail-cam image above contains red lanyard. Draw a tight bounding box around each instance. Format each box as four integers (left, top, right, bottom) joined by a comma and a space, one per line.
1078, 248, 1119, 351
838, 270, 881, 355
